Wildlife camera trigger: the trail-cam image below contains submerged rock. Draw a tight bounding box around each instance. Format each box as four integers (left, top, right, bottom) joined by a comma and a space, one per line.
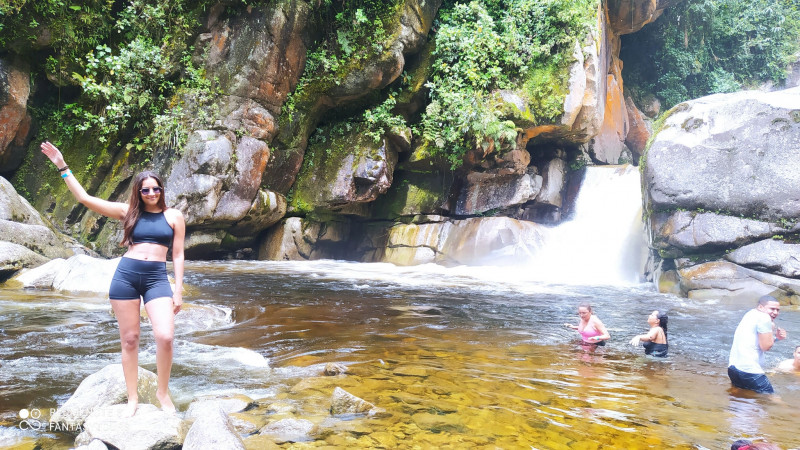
51, 364, 158, 428
74, 404, 185, 450
259, 418, 317, 443
324, 362, 348, 376
330, 387, 376, 416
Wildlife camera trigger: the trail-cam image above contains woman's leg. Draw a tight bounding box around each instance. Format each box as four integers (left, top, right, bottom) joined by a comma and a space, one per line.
144, 296, 176, 412
110, 298, 142, 417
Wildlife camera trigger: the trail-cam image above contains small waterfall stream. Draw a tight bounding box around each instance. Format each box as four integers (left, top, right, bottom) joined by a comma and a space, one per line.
526, 164, 647, 285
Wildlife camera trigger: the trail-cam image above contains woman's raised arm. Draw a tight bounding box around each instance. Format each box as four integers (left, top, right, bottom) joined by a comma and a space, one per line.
40, 141, 128, 220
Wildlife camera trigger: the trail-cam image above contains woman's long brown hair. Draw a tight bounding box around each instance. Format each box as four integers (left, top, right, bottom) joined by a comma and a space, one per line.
121, 171, 167, 246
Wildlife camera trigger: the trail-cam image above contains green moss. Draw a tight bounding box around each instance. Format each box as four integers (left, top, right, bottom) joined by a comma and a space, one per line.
521, 57, 572, 125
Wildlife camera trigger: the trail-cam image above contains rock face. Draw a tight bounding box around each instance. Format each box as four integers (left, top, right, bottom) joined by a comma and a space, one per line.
607, 0, 687, 35
51, 364, 159, 428
367, 216, 548, 266
644, 87, 800, 219
0, 59, 32, 173
643, 87, 800, 303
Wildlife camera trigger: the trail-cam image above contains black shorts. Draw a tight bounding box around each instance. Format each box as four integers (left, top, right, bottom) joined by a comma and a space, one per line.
728, 365, 774, 394
109, 257, 173, 304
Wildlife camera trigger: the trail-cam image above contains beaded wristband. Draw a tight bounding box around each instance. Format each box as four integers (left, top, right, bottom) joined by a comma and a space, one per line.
61, 169, 72, 179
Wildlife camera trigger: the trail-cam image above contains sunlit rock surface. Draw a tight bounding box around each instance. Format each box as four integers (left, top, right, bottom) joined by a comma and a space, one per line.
75, 403, 184, 450
644, 87, 800, 218
52, 364, 158, 428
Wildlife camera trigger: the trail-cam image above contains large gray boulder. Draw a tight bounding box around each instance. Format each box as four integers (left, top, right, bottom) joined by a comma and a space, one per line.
166, 130, 285, 238
454, 169, 542, 216
183, 404, 245, 450
290, 123, 399, 213
725, 239, 800, 278
644, 87, 800, 220
650, 211, 786, 258
0, 176, 81, 259
74, 404, 185, 450
51, 364, 158, 428
673, 261, 800, 304
0, 241, 48, 280
13, 254, 119, 294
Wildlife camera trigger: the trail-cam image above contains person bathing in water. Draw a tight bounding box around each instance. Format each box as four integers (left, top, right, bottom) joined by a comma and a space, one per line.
629, 310, 668, 357
776, 345, 800, 373
565, 302, 611, 346
41, 141, 185, 415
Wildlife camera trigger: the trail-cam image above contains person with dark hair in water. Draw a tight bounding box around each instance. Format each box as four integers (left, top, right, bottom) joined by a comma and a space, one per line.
728, 295, 787, 394
41, 141, 185, 416
629, 310, 668, 357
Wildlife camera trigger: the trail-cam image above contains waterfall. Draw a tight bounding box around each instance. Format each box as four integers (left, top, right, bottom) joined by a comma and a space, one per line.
525, 164, 647, 285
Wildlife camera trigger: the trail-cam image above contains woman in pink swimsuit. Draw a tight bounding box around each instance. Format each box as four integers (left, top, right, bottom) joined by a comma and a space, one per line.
565, 302, 611, 345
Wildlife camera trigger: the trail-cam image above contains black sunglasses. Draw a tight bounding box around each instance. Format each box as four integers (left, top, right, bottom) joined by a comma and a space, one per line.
140, 186, 163, 195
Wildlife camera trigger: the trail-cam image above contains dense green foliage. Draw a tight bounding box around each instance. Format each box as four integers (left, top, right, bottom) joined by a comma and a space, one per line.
420, 0, 597, 168
621, 0, 800, 108
0, 0, 222, 158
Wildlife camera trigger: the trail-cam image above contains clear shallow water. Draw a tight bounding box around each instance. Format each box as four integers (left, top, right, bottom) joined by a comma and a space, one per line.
0, 260, 799, 449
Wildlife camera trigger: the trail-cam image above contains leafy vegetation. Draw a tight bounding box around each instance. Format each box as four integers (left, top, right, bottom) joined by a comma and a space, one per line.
621, 0, 800, 108
0, 0, 224, 159
419, 0, 598, 168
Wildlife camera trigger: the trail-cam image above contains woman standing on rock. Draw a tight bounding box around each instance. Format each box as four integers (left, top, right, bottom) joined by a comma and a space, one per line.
41, 141, 185, 415
565, 302, 611, 346
630, 310, 668, 357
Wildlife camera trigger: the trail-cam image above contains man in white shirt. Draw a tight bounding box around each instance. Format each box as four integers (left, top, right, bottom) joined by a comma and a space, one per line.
728, 295, 787, 393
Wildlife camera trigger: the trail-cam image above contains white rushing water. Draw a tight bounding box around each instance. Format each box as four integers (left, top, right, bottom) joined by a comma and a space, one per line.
523, 164, 647, 285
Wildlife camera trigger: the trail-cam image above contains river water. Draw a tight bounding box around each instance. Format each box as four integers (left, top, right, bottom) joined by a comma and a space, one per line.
1, 260, 798, 449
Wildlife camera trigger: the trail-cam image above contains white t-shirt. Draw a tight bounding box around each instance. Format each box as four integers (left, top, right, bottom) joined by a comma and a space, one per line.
728, 308, 773, 374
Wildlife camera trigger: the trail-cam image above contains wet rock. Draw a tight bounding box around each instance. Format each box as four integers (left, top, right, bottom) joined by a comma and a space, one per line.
455, 168, 542, 216
185, 395, 253, 420
589, 57, 630, 164
0, 59, 32, 173
51, 364, 158, 428
183, 404, 245, 450
0, 242, 48, 280
650, 211, 784, 258
324, 362, 348, 376
607, 0, 685, 35
676, 261, 800, 304
74, 404, 185, 450
534, 158, 567, 208
11, 258, 67, 289
10, 255, 118, 294
724, 239, 800, 278
624, 96, 651, 159
644, 87, 800, 219
330, 387, 376, 416
259, 418, 317, 443
228, 411, 266, 435
258, 217, 350, 261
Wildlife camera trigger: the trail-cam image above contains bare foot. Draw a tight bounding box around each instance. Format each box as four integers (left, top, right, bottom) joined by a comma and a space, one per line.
124, 399, 138, 417
156, 391, 176, 414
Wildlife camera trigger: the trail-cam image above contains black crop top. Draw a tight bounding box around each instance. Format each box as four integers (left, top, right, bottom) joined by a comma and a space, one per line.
131, 211, 174, 247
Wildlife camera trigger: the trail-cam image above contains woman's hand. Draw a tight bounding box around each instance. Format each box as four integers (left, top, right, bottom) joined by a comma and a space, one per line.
40, 141, 66, 167
172, 292, 183, 315
629, 336, 641, 346
564, 323, 577, 329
